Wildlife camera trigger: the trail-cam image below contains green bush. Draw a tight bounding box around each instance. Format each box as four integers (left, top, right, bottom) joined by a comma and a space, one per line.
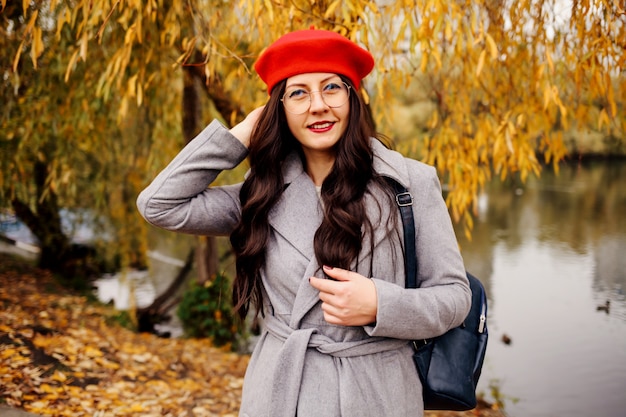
177, 274, 242, 349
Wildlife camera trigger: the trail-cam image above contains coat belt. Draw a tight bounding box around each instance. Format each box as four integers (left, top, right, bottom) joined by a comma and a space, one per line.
264, 313, 408, 417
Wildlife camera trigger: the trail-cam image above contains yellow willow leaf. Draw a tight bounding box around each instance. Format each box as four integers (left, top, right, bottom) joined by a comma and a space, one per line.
1, 1, 6, 12
507, 121, 516, 137
464, 227, 472, 241
24, 9, 38, 35
127, 74, 137, 96
137, 82, 143, 106
145, 48, 153, 65
118, 96, 129, 121
593, 71, 605, 95
598, 109, 609, 130
12, 40, 24, 72
551, 85, 561, 106
473, 32, 482, 47
558, 103, 567, 121
543, 84, 551, 110
125, 24, 136, 44
30, 27, 44, 69
420, 51, 428, 73
432, 48, 442, 69
445, 20, 452, 41
535, 63, 545, 89
485, 32, 498, 59
505, 130, 514, 153
263, 0, 274, 22
111, 50, 124, 79
79, 31, 88, 61
324, 0, 341, 18
574, 104, 587, 123
606, 74, 617, 117
476, 49, 486, 77
546, 48, 554, 73
136, 11, 143, 43
252, 0, 261, 18
55, 8, 70, 39
22, 0, 29, 17
64, 49, 80, 82
520, 166, 528, 182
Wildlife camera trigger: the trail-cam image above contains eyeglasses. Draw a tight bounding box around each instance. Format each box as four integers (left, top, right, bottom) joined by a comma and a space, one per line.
281, 81, 351, 114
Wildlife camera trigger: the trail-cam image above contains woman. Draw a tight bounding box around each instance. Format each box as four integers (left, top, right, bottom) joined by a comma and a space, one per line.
137, 28, 471, 417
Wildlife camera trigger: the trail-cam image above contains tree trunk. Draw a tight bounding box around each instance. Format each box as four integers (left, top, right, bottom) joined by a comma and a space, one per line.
136, 65, 223, 334
182, 64, 219, 284
195, 235, 219, 284
13, 161, 70, 268
11, 160, 98, 287
190, 64, 246, 124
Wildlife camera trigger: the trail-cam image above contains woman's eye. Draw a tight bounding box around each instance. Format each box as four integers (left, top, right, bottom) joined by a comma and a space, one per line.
323, 82, 342, 92
287, 89, 308, 99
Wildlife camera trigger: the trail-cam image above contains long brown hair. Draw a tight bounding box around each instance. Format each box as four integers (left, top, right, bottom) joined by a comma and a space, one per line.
230, 76, 393, 320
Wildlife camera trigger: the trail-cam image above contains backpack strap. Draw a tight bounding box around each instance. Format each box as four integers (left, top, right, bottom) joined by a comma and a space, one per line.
384, 177, 418, 289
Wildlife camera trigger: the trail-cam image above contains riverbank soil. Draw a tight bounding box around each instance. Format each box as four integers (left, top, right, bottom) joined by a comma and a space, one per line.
0, 253, 505, 417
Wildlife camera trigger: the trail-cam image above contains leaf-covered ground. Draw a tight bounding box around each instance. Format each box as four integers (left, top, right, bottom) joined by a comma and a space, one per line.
0, 254, 505, 417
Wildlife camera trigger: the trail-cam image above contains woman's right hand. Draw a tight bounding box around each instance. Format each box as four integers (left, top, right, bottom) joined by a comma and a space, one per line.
229, 105, 265, 148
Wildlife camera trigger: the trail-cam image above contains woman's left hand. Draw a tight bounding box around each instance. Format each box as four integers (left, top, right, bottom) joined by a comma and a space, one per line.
309, 265, 378, 326
229, 105, 265, 148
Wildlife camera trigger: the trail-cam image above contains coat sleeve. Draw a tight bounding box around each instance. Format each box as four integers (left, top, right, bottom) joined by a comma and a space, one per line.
136, 120, 248, 236
365, 162, 472, 340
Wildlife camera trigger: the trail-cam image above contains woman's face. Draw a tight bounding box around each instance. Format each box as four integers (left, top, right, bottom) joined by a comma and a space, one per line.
283, 73, 350, 160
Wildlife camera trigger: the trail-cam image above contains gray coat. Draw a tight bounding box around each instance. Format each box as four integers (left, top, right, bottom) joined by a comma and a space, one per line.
137, 120, 471, 417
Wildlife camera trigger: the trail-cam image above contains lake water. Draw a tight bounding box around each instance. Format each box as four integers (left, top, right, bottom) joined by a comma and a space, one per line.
457, 160, 626, 417
2, 160, 625, 417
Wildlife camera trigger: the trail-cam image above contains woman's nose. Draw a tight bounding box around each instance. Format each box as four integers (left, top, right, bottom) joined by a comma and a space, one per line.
309, 91, 329, 112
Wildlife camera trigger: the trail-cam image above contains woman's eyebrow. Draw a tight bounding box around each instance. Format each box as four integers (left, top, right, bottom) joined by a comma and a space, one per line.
286, 76, 341, 89
321, 75, 341, 84
285, 82, 308, 89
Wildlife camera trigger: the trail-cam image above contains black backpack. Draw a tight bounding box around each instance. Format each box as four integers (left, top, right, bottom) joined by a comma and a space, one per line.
387, 177, 488, 411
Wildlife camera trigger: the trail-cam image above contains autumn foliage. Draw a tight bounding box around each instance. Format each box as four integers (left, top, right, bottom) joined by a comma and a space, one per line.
2, 1, 624, 266
0, 254, 249, 416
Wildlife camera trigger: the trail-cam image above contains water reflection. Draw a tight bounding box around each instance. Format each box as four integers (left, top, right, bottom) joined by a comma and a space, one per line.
456, 160, 626, 417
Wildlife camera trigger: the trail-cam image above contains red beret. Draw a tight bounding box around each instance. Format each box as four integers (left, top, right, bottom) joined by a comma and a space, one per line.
254, 28, 375, 93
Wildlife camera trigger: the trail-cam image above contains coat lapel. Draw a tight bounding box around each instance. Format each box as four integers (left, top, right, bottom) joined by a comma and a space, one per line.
268, 155, 325, 326
268, 155, 322, 261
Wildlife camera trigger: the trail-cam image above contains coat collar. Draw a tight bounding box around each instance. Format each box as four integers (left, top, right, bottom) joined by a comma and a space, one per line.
370, 138, 412, 190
